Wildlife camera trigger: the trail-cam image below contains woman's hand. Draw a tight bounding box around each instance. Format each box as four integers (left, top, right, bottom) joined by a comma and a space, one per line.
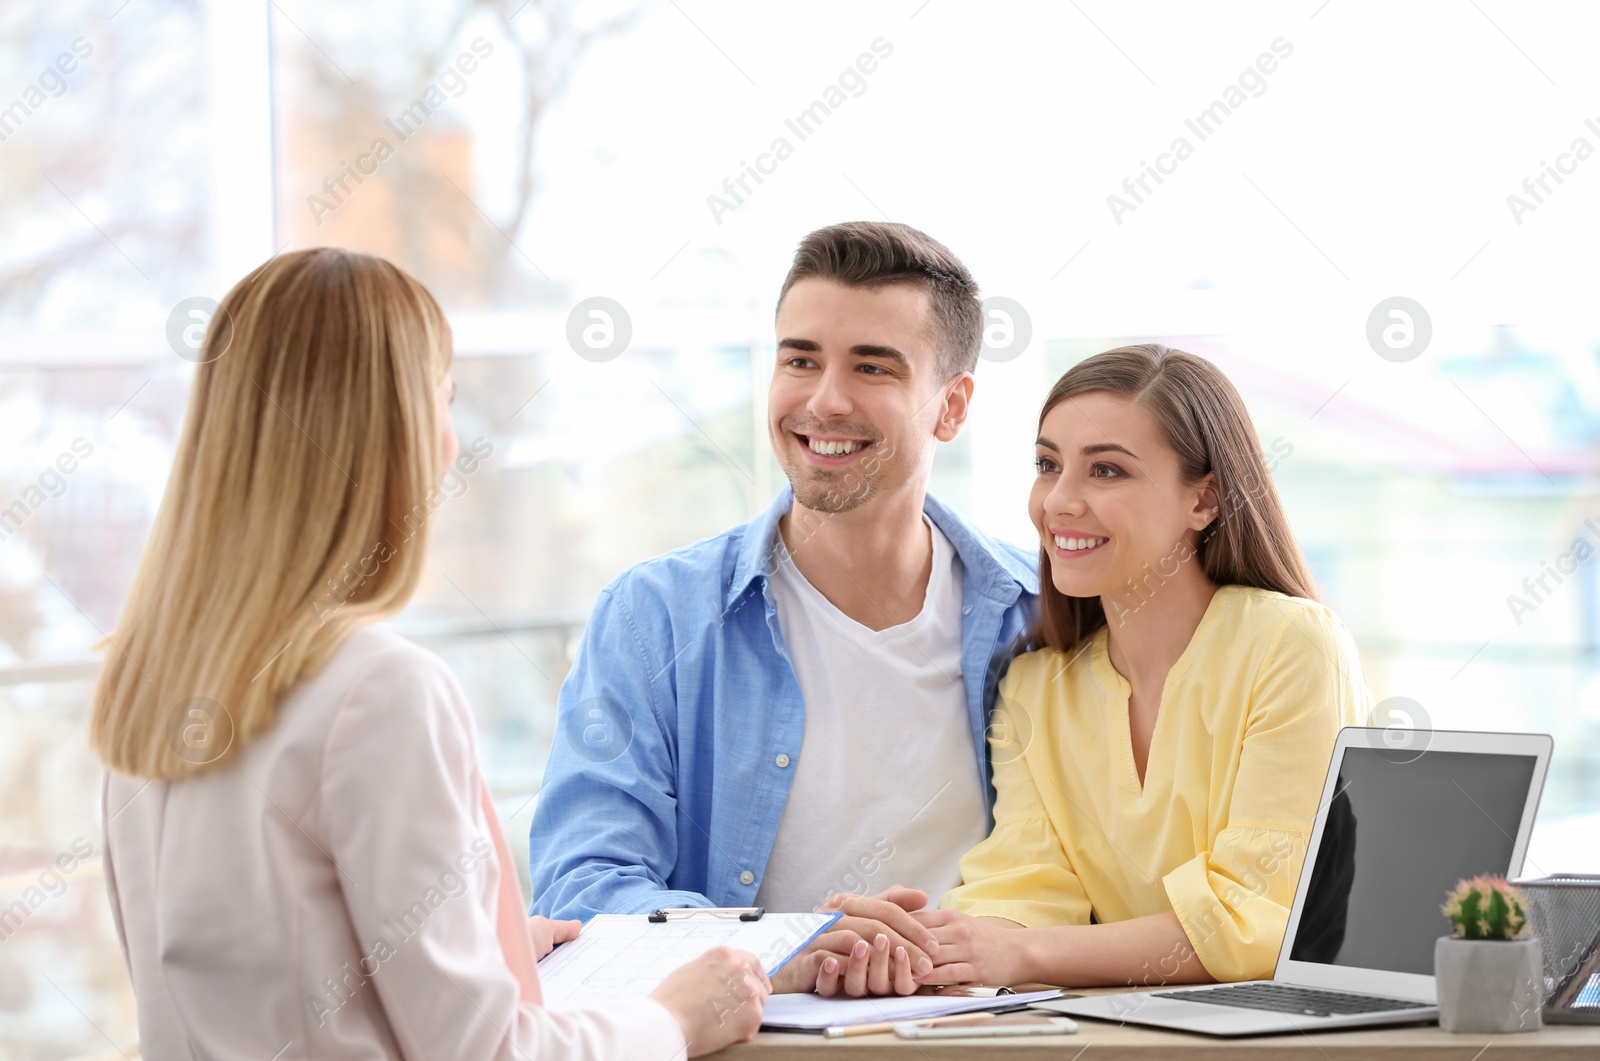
767, 885, 937, 997
526, 915, 582, 959
813, 932, 921, 997
814, 886, 934, 996
813, 886, 936, 996
912, 909, 1029, 986
650, 946, 770, 1057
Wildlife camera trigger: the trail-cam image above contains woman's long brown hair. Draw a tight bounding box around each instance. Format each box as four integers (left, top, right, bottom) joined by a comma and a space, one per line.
1028, 343, 1319, 654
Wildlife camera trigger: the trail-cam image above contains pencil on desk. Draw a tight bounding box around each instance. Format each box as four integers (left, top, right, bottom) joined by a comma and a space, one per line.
822, 1011, 998, 1038
915, 984, 1015, 998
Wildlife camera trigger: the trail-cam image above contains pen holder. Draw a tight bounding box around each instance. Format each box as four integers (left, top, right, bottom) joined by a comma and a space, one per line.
1515, 874, 1600, 1024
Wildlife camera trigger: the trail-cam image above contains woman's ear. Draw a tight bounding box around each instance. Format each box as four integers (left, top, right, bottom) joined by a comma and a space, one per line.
1190, 473, 1221, 531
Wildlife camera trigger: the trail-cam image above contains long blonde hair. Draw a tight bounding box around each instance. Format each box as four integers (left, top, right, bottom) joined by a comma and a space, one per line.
1028, 343, 1318, 654
90, 248, 452, 779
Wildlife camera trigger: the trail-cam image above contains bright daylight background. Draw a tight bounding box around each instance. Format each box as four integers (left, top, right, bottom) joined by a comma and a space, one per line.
4, 0, 1600, 1055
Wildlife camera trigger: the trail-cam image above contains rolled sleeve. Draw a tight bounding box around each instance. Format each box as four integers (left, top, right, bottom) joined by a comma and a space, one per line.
1162, 825, 1309, 981
1162, 604, 1368, 981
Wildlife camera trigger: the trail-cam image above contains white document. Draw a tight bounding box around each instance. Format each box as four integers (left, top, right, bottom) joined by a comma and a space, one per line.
759, 989, 1064, 1030
538, 911, 839, 1009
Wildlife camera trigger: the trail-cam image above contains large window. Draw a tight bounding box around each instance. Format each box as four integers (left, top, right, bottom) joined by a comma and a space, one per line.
5, 1, 1599, 1056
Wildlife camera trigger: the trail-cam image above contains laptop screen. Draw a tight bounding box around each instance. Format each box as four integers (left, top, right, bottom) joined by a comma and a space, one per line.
1288, 745, 1539, 976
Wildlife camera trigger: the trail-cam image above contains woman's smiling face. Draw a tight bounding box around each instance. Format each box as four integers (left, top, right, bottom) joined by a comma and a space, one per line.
1030, 390, 1218, 601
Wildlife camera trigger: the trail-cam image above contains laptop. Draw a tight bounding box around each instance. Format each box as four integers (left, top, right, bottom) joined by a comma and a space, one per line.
1038, 726, 1552, 1036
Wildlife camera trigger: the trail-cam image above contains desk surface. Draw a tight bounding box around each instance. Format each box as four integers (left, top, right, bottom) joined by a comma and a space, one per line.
731, 988, 1600, 1060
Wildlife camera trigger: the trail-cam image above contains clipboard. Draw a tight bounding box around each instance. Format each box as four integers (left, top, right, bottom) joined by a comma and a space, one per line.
536, 908, 841, 1009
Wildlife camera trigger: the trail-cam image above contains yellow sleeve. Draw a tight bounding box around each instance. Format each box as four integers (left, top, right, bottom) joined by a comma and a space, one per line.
1162, 602, 1372, 981
941, 668, 1092, 927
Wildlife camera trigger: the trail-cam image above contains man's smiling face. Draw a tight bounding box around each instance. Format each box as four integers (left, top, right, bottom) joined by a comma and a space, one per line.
770, 277, 953, 514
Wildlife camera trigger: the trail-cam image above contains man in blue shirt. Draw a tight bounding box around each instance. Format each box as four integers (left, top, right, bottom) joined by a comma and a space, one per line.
529, 221, 1038, 994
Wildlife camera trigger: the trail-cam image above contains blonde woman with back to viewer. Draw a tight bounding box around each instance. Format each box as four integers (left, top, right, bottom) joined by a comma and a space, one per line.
89, 248, 767, 1059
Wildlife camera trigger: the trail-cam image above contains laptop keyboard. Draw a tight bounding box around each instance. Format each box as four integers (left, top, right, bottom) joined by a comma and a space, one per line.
1152, 983, 1432, 1018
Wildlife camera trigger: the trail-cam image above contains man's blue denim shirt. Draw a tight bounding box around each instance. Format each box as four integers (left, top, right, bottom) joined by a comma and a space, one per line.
527, 485, 1039, 920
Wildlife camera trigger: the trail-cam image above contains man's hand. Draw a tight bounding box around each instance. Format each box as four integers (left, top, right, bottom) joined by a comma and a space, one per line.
845, 885, 931, 914
526, 915, 583, 959
911, 909, 1028, 986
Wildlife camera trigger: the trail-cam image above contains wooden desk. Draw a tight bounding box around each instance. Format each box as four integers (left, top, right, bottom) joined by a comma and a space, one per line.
728, 988, 1600, 1060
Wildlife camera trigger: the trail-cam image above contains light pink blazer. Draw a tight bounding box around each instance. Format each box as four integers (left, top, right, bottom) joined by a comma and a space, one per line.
102, 625, 686, 1060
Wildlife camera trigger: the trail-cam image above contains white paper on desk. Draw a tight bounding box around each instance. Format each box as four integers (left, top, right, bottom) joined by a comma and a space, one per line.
760, 989, 1064, 1030
538, 912, 838, 1009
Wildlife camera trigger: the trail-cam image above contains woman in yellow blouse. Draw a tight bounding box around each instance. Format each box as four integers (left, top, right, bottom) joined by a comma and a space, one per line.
910, 343, 1373, 989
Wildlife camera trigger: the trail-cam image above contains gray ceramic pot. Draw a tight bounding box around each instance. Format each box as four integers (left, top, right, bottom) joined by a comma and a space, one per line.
1434, 936, 1544, 1034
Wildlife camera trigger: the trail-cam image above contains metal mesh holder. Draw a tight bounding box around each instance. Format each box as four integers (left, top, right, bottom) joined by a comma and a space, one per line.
1515, 873, 1600, 1024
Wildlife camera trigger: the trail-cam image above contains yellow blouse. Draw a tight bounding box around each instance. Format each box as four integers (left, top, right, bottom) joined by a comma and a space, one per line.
943, 585, 1373, 983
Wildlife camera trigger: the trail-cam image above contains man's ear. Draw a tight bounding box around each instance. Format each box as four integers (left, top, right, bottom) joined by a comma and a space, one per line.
933, 372, 975, 443
1190, 472, 1220, 531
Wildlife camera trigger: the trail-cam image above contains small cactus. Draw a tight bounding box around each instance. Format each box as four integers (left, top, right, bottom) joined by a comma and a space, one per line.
1442, 875, 1530, 941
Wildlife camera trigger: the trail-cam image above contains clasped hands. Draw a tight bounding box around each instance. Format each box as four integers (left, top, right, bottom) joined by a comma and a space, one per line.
771, 885, 1025, 996
526, 887, 1022, 999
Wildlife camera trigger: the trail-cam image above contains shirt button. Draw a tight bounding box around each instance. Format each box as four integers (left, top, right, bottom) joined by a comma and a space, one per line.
962, 605, 973, 615
775, 753, 791, 768
740, 870, 755, 885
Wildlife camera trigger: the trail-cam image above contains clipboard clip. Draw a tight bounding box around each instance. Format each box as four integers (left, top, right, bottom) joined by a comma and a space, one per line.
648, 906, 766, 923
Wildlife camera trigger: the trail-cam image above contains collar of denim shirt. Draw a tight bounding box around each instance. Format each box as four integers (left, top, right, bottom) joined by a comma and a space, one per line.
723, 483, 1039, 610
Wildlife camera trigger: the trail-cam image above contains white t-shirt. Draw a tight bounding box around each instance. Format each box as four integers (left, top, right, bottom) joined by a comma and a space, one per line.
755, 516, 987, 913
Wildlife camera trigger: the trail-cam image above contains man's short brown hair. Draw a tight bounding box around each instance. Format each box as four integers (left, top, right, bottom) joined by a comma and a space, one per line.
777, 221, 982, 379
